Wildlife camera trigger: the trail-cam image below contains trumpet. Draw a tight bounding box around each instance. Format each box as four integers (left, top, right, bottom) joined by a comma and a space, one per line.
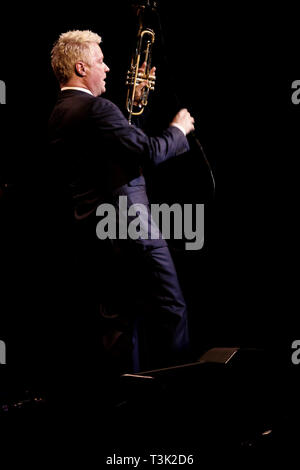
126, 27, 156, 124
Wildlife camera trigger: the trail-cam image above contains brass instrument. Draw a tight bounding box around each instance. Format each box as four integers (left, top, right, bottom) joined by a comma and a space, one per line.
126, 2, 157, 124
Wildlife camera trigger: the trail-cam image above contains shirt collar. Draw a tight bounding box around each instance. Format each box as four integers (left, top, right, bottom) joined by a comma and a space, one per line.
60, 87, 93, 96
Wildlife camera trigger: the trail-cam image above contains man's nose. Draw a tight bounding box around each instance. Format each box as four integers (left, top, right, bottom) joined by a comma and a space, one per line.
104, 63, 110, 72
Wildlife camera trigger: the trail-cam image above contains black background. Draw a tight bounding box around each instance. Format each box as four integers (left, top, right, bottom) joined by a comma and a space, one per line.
0, 1, 298, 390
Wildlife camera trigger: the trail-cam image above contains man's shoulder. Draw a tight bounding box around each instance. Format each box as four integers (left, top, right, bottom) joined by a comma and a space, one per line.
91, 96, 121, 112
58, 91, 122, 116
90, 96, 126, 122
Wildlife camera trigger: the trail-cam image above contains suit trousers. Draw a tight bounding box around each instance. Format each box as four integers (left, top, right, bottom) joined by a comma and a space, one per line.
71, 189, 190, 374
98, 241, 190, 373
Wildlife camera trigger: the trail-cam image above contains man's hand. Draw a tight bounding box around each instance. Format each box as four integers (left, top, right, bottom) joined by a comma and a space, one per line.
133, 62, 156, 106
171, 108, 195, 135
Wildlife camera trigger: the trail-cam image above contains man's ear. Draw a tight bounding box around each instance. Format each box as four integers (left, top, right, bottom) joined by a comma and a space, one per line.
75, 61, 87, 77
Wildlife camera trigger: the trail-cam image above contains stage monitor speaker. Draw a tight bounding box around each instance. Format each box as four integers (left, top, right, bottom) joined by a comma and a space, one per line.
121, 347, 247, 381
197, 346, 239, 364
117, 347, 278, 453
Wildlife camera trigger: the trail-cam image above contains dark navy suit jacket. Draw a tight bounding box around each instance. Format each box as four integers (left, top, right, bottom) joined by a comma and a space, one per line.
48, 90, 189, 210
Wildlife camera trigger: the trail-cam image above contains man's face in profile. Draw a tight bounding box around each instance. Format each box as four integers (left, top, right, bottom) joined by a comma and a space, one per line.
85, 43, 110, 96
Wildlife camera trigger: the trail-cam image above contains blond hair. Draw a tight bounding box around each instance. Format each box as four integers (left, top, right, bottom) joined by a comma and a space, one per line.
51, 30, 102, 84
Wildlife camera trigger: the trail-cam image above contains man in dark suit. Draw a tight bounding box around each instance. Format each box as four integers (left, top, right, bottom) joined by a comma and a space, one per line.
48, 30, 195, 374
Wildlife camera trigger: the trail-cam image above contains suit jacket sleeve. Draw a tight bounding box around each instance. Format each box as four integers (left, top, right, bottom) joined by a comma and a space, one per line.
89, 98, 190, 166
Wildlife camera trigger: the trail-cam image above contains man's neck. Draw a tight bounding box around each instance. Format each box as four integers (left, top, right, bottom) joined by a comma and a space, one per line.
62, 80, 91, 93
61, 86, 93, 96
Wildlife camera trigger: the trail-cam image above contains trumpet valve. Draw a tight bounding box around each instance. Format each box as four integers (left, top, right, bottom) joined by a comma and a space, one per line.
126, 69, 156, 91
